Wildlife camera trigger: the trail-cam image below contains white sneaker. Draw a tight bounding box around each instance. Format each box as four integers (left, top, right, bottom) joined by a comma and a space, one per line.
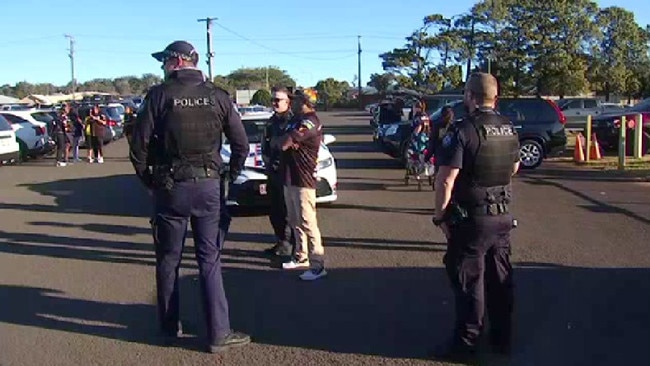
56, 161, 67, 167
299, 268, 328, 281
282, 258, 310, 270
97, 157, 104, 164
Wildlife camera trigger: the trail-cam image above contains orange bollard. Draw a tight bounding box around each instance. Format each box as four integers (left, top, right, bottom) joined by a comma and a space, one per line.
590, 133, 602, 160
574, 132, 585, 162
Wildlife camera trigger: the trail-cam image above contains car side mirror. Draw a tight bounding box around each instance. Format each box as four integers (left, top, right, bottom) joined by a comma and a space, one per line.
323, 134, 336, 145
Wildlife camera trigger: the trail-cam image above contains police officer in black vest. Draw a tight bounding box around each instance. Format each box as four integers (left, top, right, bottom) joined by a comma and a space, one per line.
129, 40, 251, 353
432, 72, 520, 361
261, 86, 296, 257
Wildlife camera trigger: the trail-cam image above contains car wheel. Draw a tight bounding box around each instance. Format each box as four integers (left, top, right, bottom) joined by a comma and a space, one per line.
519, 139, 544, 169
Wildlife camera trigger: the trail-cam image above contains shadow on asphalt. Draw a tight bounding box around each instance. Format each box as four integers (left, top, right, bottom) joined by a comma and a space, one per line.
335, 157, 403, 170
522, 176, 650, 226
323, 124, 372, 136
521, 166, 650, 182
19, 221, 444, 254
3, 263, 648, 363
329, 111, 370, 118
327, 140, 379, 154
0, 174, 152, 218
321, 203, 433, 216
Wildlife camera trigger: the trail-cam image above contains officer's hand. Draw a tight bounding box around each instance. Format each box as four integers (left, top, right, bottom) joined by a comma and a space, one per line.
229, 170, 241, 182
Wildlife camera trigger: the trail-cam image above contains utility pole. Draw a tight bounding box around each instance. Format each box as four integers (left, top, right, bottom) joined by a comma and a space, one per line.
466, 17, 476, 80
197, 17, 217, 81
64, 34, 76, 101
357, 35, 362, 110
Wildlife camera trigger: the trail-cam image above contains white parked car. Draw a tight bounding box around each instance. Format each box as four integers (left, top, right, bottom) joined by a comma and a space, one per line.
0, 114, 20, 164
0, 110, 54, 160
222, 112, 338, 207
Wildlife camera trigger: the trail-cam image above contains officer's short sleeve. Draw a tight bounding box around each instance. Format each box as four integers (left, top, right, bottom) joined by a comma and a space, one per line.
436, 125, 464, 169
129, 85, 162, 187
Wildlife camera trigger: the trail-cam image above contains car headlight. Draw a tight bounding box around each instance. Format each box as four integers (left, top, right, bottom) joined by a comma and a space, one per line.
385, 124, 398, 136
317, 157, 333, 170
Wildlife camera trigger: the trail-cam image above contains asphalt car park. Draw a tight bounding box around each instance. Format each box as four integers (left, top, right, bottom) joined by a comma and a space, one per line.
1, 111, 650, 365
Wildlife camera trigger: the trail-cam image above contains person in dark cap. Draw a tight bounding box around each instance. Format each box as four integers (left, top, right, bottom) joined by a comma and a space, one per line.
129, 40, 251, 353
431, 72, 520, 361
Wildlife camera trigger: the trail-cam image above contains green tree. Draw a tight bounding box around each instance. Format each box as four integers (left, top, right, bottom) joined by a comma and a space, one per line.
250, 89, 272, 106
591, 6, 650, 101
379, 27, 439, 90
366, 73, 396, 93
225, 67, 296, 90
212, 75, 234, 94
314, 78, 350, 106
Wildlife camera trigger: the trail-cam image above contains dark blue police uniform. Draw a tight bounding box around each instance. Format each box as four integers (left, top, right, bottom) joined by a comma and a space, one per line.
435, 106, 520, 354
129, 41, 250, 352
261, 110, 295, 256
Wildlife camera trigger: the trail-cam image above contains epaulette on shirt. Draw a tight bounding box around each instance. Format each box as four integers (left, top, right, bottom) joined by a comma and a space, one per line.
299, 119, 319, 131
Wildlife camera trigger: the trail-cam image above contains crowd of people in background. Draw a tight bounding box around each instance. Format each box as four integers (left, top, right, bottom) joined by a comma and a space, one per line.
50, 103, 136, 166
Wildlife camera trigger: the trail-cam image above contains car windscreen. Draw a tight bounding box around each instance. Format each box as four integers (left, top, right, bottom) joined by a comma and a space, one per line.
0, 114, 12, 131
101, 107, 122, 120
225, 118, 267, 144
497, 99, 558, 123
31, 112, 55, 123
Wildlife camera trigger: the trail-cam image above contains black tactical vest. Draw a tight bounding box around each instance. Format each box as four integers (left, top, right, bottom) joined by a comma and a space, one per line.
157, 80, 222, 178
463, 110, 519, 206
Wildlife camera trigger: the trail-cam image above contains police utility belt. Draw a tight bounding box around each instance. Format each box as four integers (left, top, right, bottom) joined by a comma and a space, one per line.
151, 165, 219, 190
444, 202, 510, 225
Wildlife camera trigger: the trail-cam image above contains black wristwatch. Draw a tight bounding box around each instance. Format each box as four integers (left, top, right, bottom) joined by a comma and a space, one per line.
432, 217, 446, 226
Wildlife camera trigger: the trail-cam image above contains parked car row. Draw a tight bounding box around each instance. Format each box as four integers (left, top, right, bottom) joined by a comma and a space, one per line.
0, 110, 54, 161
0, 103, 128, 165
590, 98, 650, 153
373, 97, 569, 170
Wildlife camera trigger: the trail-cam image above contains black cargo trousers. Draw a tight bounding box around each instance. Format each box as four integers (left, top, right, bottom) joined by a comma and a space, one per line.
267, 171, 295, 252
443, 212, 514, 349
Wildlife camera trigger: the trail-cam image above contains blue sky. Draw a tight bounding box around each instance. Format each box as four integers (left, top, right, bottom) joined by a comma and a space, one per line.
0, 0, 648, 89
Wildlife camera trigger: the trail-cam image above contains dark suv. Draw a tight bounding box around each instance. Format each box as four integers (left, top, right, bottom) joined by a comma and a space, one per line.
380, 98, 567, 169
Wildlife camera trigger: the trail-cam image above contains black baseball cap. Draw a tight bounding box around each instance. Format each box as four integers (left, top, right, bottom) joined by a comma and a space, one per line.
151, 40, 198, 62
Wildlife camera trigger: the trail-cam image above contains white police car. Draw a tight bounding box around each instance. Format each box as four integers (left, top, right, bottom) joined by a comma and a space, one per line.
222, 112, 338, 207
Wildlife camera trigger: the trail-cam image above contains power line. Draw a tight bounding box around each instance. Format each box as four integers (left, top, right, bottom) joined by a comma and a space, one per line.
212, 22, 380, 61
71, 33, 405, 42
73, 48, 375, 56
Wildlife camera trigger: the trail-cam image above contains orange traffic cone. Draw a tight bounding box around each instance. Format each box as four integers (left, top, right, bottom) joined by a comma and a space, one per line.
574, 132, 585, 162
589, 133, 602, 160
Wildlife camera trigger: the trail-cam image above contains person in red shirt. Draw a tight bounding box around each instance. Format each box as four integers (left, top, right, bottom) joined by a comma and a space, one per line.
274, 89, 327, 281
